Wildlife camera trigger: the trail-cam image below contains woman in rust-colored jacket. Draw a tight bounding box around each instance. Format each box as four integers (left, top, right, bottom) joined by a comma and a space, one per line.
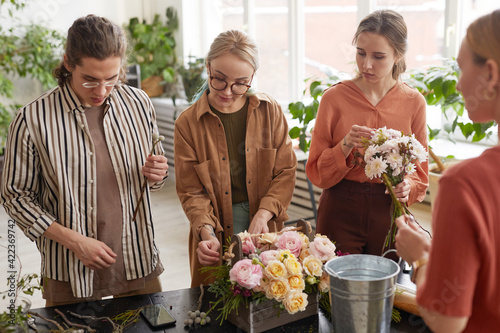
174, 30, 297, 287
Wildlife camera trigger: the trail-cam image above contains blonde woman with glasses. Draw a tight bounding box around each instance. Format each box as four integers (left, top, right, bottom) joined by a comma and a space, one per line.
174, 30, 297, 287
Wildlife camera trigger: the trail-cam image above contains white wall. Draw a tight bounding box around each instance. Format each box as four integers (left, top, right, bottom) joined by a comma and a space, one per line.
24, 0, 144, 34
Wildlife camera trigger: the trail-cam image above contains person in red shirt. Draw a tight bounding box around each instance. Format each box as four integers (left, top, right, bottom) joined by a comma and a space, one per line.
306, 10, 428, 256
395, 10, 500, 333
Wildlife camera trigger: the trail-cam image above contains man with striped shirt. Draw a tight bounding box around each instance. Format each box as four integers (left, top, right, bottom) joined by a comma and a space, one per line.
0, 15, 169, 305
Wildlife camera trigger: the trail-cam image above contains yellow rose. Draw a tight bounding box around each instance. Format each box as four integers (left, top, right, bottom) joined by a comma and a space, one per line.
299, 248, 311, 261
299, 233, 310, 246
258, 233, 278, 248
278, 249, 295, 262
283, 257, 302, 276
288, 275, 305, 290
283, 290, 308, 314
265, 260, 288, 279
265, 278, 290, 301
303, 255, 323, 277
318, 272, 330, 293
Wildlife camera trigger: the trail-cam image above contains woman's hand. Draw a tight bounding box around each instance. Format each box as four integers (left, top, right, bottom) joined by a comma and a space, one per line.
197, 225, 220, 266
395, 215, 430, 264
345, 125, 375, 148
248, 209, 273, 234
392, 179, 411, 203
196, 239, 221, 266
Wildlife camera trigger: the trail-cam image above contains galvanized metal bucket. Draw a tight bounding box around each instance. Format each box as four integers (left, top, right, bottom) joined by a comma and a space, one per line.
324, 254, 400, 333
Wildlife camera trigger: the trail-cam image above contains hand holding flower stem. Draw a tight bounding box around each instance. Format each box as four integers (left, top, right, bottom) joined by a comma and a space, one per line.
132, 134, 165, 222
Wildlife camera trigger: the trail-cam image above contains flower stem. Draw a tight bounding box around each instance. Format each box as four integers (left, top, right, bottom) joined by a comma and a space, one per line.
381, 173, 406, 254
381, 174, 404, 218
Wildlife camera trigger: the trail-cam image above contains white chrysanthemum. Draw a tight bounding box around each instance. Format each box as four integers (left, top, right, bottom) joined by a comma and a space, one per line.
387, 152, 403, 169
399, 136, 410, 146
392, 166, 402, 177
410, 140, 428, 163
373, 127, 388, 142
364, 162, 375, 179
367, 156, 387, 179
405, 162, 416, 174
381, 139, 399, 154
364, 146, 377, 162
385, 128, 402, 139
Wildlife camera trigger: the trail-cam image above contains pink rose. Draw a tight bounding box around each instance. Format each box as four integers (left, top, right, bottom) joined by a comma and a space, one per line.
308, 235, 337, 262
259, 250, 279, 266
239, 232, 256, 255
277, 231, 303, 258
229, 259, 263, 289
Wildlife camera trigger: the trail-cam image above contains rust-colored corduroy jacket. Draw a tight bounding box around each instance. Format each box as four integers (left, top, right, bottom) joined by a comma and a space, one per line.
174, 91, 297, 287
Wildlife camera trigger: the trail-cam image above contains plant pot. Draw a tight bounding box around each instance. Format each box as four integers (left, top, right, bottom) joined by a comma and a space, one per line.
429, 161, 461, 210
141, 76, 164, 97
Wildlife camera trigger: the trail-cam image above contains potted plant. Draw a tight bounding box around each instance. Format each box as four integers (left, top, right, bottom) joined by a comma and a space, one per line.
288, 69, 345, 153
125, 6, 180, 99
0, 270, 42, 332
0, 0, 65, 182
178, 56, 205, 103
406, 59, 495, 207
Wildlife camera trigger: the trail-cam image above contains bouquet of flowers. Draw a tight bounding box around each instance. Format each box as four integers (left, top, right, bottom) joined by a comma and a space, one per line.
356, 126, 428, 249
201, 226, 337, 325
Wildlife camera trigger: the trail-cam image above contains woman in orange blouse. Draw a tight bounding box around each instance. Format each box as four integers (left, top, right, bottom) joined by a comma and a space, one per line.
306, 10, 428, 256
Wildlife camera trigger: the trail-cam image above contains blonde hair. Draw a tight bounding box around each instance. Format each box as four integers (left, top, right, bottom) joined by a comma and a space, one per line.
353, 10, 408, 80
465, 9, 500, 71
206, 29, 259, 72
192, 30, 259, 102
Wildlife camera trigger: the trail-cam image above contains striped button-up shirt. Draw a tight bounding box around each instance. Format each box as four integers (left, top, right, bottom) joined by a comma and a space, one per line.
1, 83, 165, 297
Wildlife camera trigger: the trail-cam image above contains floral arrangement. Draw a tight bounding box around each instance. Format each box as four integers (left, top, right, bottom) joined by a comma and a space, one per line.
201, 227, 337, 324
356, 126, 428, 248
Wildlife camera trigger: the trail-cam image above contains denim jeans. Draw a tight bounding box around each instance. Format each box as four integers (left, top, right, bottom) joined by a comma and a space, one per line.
232, 201, 250, 234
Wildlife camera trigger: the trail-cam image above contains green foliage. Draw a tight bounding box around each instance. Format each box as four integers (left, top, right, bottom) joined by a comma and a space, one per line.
178, 56, 205, 103
200, 264, 248, 325
407, 59, 495, 144
288, 72, 343, 153
125, 7, 179, 83
0, 272, 42, 331
0, 0, 65, 154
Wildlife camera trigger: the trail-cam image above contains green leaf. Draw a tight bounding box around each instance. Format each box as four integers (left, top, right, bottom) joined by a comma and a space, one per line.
427, 125, 441, 141
442, 79, 456, 97
288, 101, 305, 119
311, 84, 328, 99
457, 122, 474, 139
289, 126, 300, 139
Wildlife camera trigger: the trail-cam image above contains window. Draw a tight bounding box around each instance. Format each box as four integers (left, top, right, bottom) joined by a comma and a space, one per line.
182, 0, 498, 149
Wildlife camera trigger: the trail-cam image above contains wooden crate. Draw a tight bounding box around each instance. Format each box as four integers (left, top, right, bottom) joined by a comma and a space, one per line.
227, 292, 319, 333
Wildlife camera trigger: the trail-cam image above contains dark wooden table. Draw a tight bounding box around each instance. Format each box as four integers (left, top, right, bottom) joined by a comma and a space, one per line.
30, 277, 430, 332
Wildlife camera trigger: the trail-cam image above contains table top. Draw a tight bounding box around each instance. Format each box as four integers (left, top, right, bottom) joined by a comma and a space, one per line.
30, 274, 431, 333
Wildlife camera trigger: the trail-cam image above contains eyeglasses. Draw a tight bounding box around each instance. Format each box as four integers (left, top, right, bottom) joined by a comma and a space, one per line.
208, 67, 252, 95
82, 80, 120, 88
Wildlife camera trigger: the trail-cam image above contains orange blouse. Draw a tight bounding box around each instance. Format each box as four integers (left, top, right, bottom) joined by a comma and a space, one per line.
417, 146, 500, 331
305, 80, 428, 205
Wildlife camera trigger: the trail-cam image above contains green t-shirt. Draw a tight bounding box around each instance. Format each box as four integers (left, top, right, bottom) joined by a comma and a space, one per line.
211, 99, 249, 204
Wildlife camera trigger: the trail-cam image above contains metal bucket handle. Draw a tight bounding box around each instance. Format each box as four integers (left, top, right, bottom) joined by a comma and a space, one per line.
382, 249, 402, 266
